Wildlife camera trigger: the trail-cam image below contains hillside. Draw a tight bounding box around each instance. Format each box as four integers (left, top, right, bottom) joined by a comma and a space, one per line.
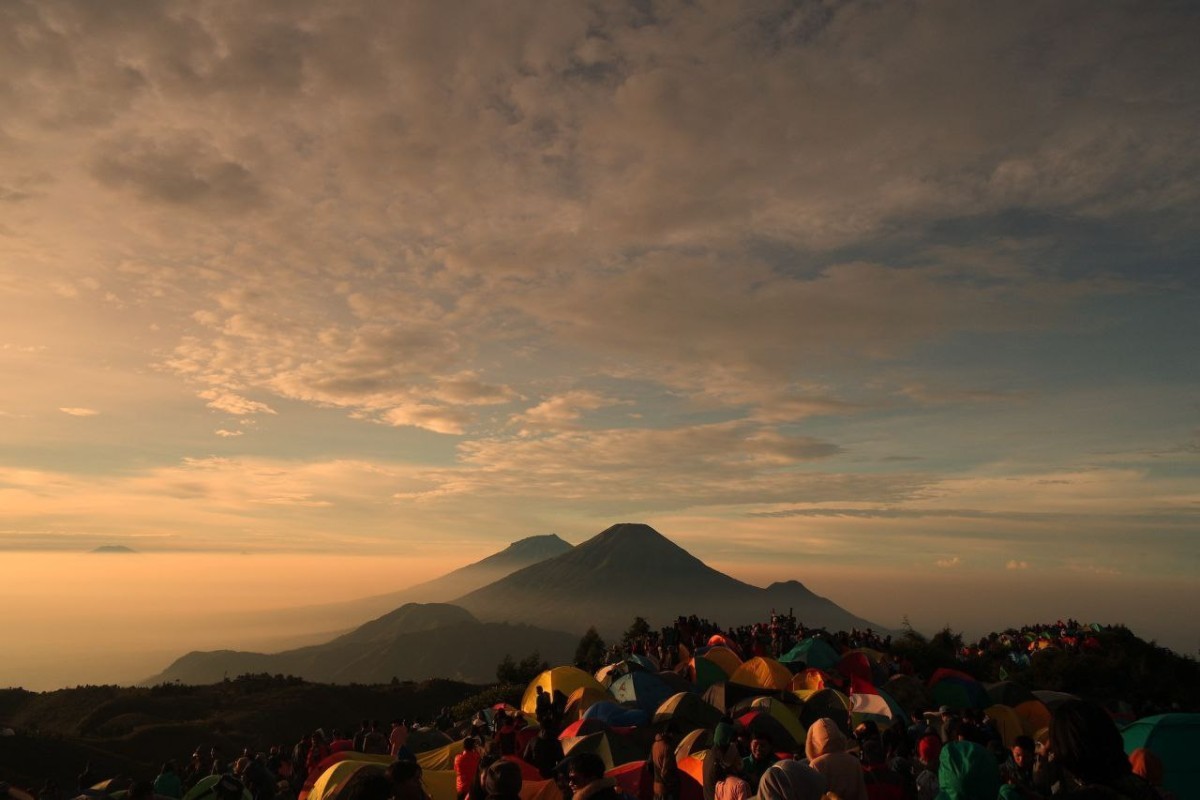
145, 604, 576, 685
454, 523, 885, 637
224, 534, 573, 645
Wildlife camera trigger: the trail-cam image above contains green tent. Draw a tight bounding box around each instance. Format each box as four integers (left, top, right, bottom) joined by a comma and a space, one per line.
1122, 713, 1200, 799
780, 639, 840, 671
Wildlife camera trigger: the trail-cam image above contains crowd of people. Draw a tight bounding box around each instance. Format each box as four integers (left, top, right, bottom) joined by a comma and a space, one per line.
0, 615, 1179, 800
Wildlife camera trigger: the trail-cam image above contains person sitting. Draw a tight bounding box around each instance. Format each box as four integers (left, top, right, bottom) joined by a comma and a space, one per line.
804, 718, 867, 800
741, 732, 778, 794
756, 761, 827, 800
567, 753, 623, 800
1048, 701, 1157, 799
483, 761, 522, 800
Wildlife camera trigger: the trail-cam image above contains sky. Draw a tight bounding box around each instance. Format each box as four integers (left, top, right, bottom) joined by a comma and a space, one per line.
1, 1, 1198, 678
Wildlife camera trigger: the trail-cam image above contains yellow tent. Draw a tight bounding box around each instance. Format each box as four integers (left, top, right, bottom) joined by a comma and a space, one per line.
985, 704, 1024, 749
418, 739, 465, 771
702, 646, 743, 676
749, 696, 807, 746
424, 769, 457, 800
1014, 699, 1051, 738
729, 656, 792, 690
565, 685, 611, 720
790, 668, 827, 692
523, 667, 608, 714
520, 780, 560, 800
675, 727, 713, 762
308, 761, 387, 800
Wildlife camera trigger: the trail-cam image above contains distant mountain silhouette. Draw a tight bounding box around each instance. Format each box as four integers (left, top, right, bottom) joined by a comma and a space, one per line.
454, 523, 885, 637
227, 534, 574, 647
91, 545, 138, 554
146, 603, 576, 685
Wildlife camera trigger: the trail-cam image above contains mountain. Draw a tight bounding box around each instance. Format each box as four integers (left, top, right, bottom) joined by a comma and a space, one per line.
91, 545, 137, 554
454, 523, 886, 638
146, 603, 576, 685
219, 534, 574, 649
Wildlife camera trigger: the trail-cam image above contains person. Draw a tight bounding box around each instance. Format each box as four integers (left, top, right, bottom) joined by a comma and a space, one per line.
914, 734, 941, 800
860, 741, 906, 800
524, 725, 565, 779
341, 772, 393, 800
154, 762, 183, 799
938, 708, 961, 744
741, 732, 778, 794
1048, 700, 1156, 799
483, 761, 522, 800
386, 760, 429, 800
553, 757, 576, 800
306, 733, 329, 775
651, 732, 679, 800
329, 730, 355, 754
535, 686, 553, 724
494, 712, 518, 756
454, 738, 482, 800
703, 720, 741, 800
1001, 735, 1036, 793
756, 761, 828, 800
390, 720, 412, 759
1128, 749, 1175, 800
804, 717, 867, 800
567, 753, 622, 800
715, 765, 751, 800
936, 741, 1000, 800
353, 720, 372, 753
363, 721, 388, 756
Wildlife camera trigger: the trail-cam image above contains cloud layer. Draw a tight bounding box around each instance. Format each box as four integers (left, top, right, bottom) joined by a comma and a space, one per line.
0, 0, 1196, 591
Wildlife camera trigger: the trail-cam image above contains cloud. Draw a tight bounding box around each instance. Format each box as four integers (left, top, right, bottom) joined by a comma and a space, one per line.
198, 390, 276, 416
59, 407, 99, 417
1006, 560, 1030, 570
511, 390, 626, 434
935, 556, 962, 569
215, 429, 243, 438
91, 134, 264, 214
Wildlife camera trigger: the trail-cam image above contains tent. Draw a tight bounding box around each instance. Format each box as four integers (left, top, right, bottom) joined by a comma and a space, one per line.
1031, 690, 1078, 710
523, 667, 607, 714
986, 681, 1035, 708
565, 685, 611, 720
607, 761, 654, 800
702, 680, 774, 715
1122, 713, 1200, 799
1013, 700, 1051, 739
748, 696, 806, 749
611, 671, 676, 715
562, 730, 646, 771
699, 646, 743, 676
583, 701, 649, 728
729, 657, 793, 691
984, 705, 1024, 749
849, 689, 905, 729
654, 691, 724, 733
596, 660, 652, 686
656, 670, 695, 696
779, 639, 840, 671
797, 688, 852, 735
789, 668, 828, 692
675, 728, 713, 762
704, 636, 742, 657
929, 669, 989, 711
688, 657, 728, 692
560, 717, 611, 740
736, 710, 799, 753
417, 740, 464, 771
885, 674, 933, 715
307, 762, 386, 800
836, 652, 873, 685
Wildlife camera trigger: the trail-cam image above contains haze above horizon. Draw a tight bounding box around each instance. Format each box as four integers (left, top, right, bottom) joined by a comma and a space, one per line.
0, 0, 1197, 678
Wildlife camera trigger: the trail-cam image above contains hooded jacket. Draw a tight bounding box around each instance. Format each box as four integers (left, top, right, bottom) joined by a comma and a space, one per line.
803, 718, 867, 800
935, 741, 999, 800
